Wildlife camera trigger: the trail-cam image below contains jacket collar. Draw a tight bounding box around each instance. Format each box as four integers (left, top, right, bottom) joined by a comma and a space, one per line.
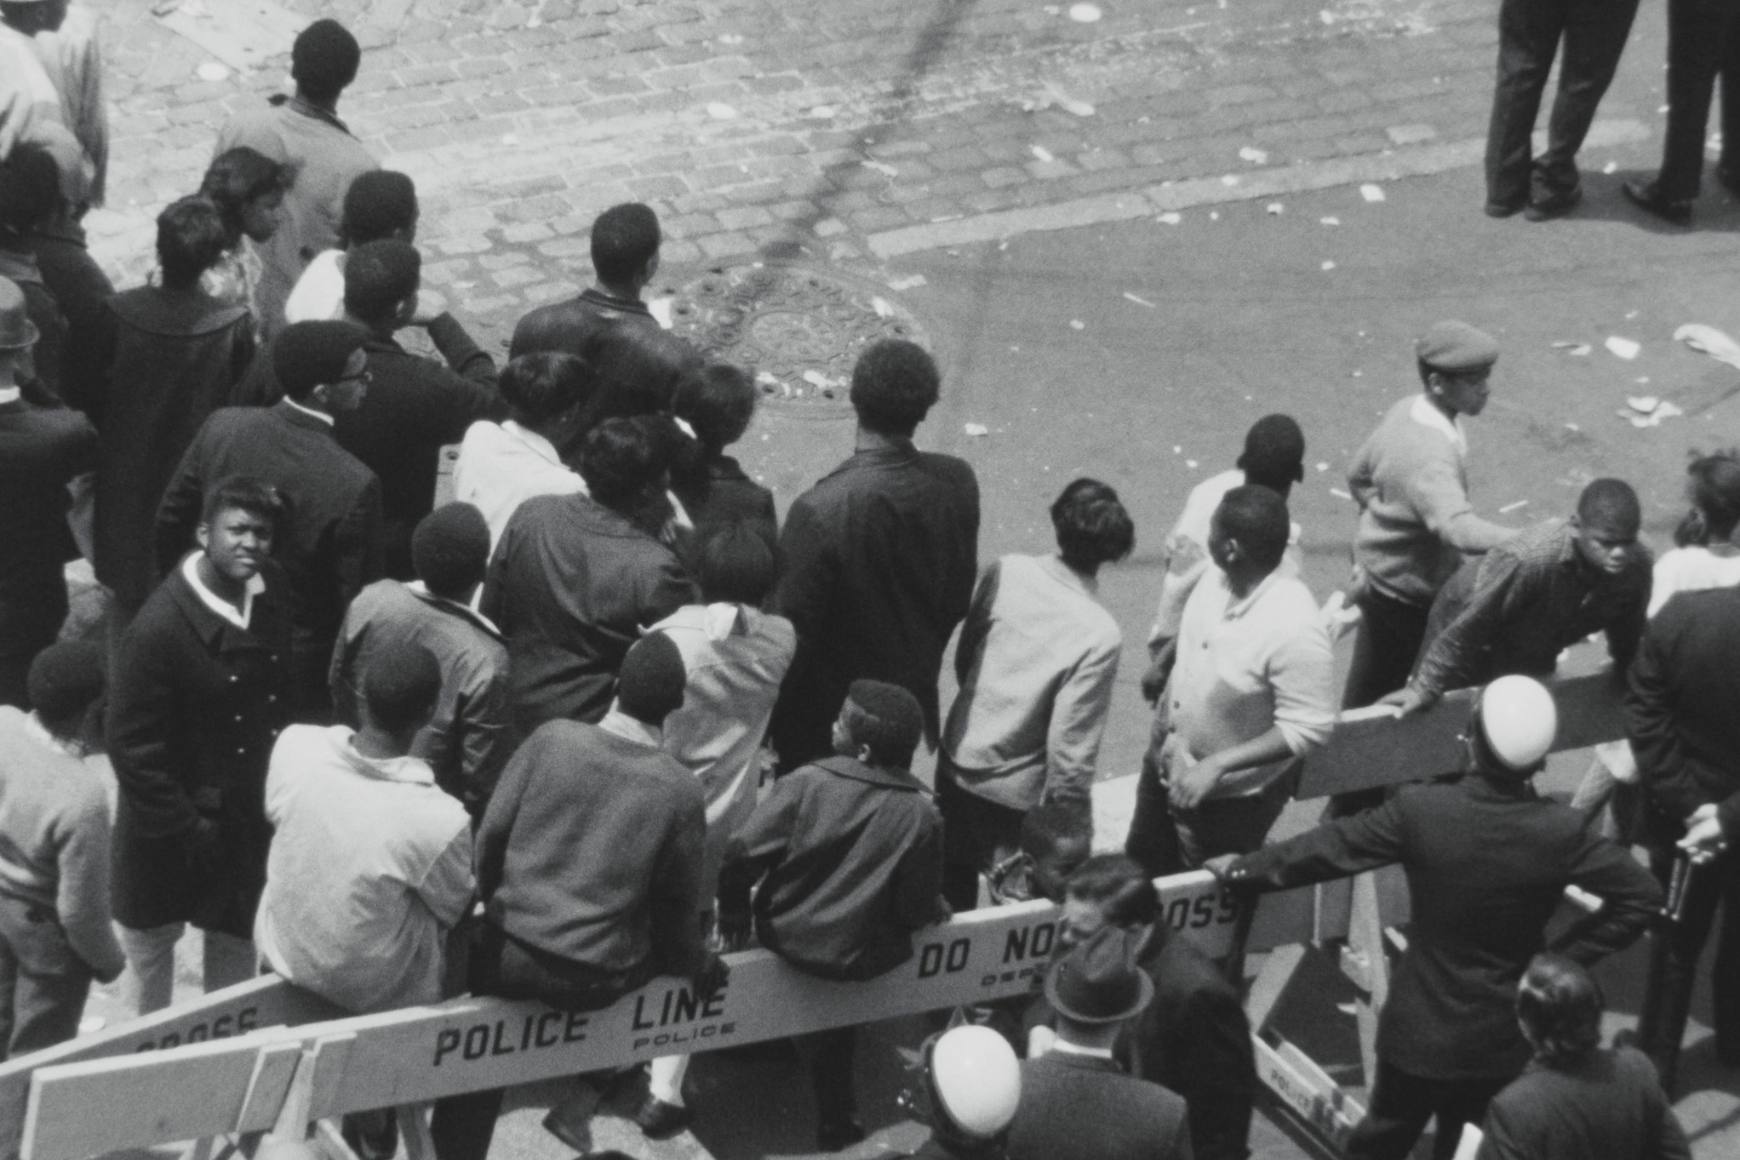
268, 93, 355, 136
810, 754, 928, 793
110, 286, 249, 338
272, 397, 337, 432
165, 564, 276, 651
1036, 1050, 1124, 1076
406, 581, 502, 640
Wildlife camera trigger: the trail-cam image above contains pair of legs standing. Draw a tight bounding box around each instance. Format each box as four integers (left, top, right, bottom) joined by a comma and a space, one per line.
116, 921, 256, 1015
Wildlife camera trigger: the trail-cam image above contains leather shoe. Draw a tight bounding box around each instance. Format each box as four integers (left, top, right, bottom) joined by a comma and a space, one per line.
817, 1117, 867, 1152
1483, 199, 1525, 218
1622, 179, 1692, 225
1524, 185, 1582, 221
634, 1094, 694, 1139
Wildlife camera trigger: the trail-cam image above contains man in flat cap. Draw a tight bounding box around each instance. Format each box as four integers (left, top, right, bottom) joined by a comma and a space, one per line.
214, 19, 377, 337
1341, 322, 1517, 724
156, 319, 383, 722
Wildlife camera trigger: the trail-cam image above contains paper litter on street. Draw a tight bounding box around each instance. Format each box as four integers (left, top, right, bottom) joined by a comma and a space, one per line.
1604, 336, 1641, 360
1360, 184, 1386, 202
1674, 323, 1740, 370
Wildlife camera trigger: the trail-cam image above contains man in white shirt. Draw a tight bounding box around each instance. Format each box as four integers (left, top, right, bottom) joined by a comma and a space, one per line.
1125, 485, 1335, 874
454, 351, 591, 550
0, 1, 91, 208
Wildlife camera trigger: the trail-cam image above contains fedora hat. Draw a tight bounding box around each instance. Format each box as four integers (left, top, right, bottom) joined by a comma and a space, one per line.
0, 277, 40, 352
1044, 925, 1154, 1025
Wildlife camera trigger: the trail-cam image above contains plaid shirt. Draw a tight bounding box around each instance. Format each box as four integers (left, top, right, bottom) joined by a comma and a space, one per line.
1413, 519, 1651, 697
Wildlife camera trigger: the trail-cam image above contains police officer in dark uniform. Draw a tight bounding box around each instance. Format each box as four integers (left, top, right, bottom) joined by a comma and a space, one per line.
1209, 675, 1661, 1160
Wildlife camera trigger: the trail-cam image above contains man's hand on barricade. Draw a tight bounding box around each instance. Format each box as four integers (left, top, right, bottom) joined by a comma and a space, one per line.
692, 951, 730, 1000
1679, 803, 1729, 866
1377, 684, 1435, 718
1203, 854, 1255, 892
930, 896, 953, 926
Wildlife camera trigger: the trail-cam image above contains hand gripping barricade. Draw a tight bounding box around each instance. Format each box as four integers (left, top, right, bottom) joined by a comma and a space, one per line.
2, 673, 1625, 1160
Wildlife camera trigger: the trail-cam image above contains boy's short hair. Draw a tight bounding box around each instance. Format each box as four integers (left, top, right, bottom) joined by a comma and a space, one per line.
0, 143, 61, 234
1064, 854, 1160, 928
155, 196, 230, 289
1050, 478, 1134, 571
577, 415, 666, 509
850, 339, 939, 436
840, 680, 924, 768
341, 170, 418, 245
342, 239, 421, 323
590, 203, 661, 285
292, 19, 362, 104
673, 363, 757, 452
1214, 485, 1290, 571
695, 522, 777, 606
499, 351, 594, 427
361, 641, 443, 735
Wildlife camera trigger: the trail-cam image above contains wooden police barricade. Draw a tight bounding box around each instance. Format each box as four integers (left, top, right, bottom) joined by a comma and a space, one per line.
1249, 670, 1627, 1151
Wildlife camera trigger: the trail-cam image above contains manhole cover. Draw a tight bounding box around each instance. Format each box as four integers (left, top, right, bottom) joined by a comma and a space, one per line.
667, 263, 928, 414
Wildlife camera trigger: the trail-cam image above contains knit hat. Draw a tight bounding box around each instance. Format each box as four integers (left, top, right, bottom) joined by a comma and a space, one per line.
1236, 413, 1305, 484
1415, 320, 1499, 372
842, 679, 924, 765
291, 19, 361, 99
27, 641, 105, 727
273, 320, 368, 399
617, 633, 686, 723
412, 503, 490, 598
341, 170, 418, 245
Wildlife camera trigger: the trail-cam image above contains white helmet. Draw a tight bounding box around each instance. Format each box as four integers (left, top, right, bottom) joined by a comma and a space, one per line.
1473, 675, 1557, 773
929, 1024, 1022, 1140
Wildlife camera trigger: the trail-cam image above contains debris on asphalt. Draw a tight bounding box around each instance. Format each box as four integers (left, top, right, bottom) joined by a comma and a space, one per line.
196, 62, 229, 82
1551, 341, 1592, 356
1602, 161, 1618, 174
1221, 175, 1242, 186
718, 33, 744, 44
1321, 260, 1336, 270
1623, 398, 1683, 428
1499, 499, 1530, 514
1239, 146, 1269, 164
1320, 216, 1341, 225
1123, 292, 1157, 308
1209, 211, 1220, 220
870, 297, 893, 317
1330, 488, 1353, 500
886, 274, 927, 291
1070, 319, 1086, 330
1316, 462, 1330, 472
1605, 336, 1641, 360
1173, 446, 1182, 454
1564, 422, 1581, 432
1628, 395, 1660, 413
1068, 3, 1104, 21
1156, 212, 1182, 225
808, 105, 837, 118
964, 423, 990, 437
1031, 145, 1056, 163
1266, 202, 1284, 215
1043, 83, 1096, 117
1360, 184, 1386, 202
864, 160, 898, 177
1674, 323, 1740, 370
1186, 459, 1199, 468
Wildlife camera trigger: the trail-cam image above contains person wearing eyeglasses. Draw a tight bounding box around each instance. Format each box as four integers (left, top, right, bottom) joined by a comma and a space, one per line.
155, 319, 383, 723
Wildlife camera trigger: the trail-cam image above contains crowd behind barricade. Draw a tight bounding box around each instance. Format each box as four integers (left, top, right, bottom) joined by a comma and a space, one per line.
0, 7, 1737, 1160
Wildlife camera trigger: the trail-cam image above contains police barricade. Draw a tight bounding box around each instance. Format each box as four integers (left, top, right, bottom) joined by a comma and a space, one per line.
21, 869, 1317, 1160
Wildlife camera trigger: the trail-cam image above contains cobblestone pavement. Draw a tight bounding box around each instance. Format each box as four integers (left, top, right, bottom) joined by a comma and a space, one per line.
85, 0, 1657, 349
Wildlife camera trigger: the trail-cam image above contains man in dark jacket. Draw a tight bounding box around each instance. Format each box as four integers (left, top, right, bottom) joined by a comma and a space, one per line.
430, 633, 724, 1160
769, 339, 980, 771
482, 414, 694, 735
86, 197, 253, 630
107, 476, 293, 1014
1210, 675, 1661, 1160
1627, 584, 1740, 1092
0, 274, 93, 707
330, 502, 509, 817
719, 680, 947, 1151
1006, 926, 1193, 1160
0, 146, 67, 403
155, 320, 382, 722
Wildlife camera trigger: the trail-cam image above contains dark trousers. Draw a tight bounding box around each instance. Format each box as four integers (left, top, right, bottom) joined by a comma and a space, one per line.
1341, 587, 1430, 712
1656, 0, 1740, 200
936, 766, 1027, 913
1637, 846, 1740, 1093
1124, 745, 1291, 877
796, 1025, 859, 1130
0, 896, 93, 1060
1347, 1061, 1510, 1160
429, 925, 647, 1160
1484, 0, 1641, 206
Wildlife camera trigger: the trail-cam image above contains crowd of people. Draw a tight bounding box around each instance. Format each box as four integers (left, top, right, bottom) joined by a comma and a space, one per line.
0, 5, 1738, 1160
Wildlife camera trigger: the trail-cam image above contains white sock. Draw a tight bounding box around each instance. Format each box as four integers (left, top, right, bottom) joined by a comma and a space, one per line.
648, 1055, 690, 1107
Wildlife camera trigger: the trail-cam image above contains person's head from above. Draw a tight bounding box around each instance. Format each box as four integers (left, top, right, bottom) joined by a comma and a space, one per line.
1237, 413, 1306, 495
1208, 484, 1290, 584
340, 170, 418, 247
196, 476, 284, 594
851, 338, 939, 439
1465, 673, 1557, 780
1571, 478, 1642, 578
0, 275, 41, 385
1058, 854, 1160, 951
274, 320, 371, 413
578, 414, 670, 514
831, 679, 924, 771
1018, 800, 1093, 904
673, 362, 757, 458
1051, 477, 1135, 578
1044, 924, 1154, 1047
1416, 319, 1498, 419
0, 0, 68, 36
342, 239, 421, 332
1516, 953, 1604, 1067
615, 632, 687, 727
499, 351, 594, 437
200, 147, 291, 246
155, 196, 231, 291
358, 639, 442, 752
695, 521, 777, 607
590, 202, 661, 294
291, 18, 362, 107
916, 1024, 1022, 1154
575, 325, 695, 429
413, 502, 490, 604
0, 144, 61, 243
1679, 449, 1740, 548
27, 640, 104, 747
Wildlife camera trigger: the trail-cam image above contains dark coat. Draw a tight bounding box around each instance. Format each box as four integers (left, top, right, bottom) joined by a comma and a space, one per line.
670, 454, 778, 551
26, 221, 114, 401
1006, 1053, 1193, 1160
0, 249, 66, 402
1627, 586, 1740, 842
0, 398, 96, 676
717, 755, 943, 981
1476, 1047, 1690, 1160
769, 442, 979, 768
87, 286, 254, 609
155, 401, 383, 658
480, 492, 693, 735
1229, 777, 1661, 1079
106, 562, 294, 936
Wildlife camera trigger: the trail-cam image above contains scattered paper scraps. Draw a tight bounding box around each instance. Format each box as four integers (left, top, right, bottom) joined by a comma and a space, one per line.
1604, 336, 1641, 360
1123, 292, 1157, 308
964, 423, 990, 437
1498, 499, 1530, 514
1360, 184, 1386, 202
1239, 146, 1269, 164
1552, 341, 1593, 357
1674, 323, 1740, 370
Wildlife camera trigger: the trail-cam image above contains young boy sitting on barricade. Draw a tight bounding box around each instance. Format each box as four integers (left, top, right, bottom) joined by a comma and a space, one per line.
718, 680, 949, 1151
